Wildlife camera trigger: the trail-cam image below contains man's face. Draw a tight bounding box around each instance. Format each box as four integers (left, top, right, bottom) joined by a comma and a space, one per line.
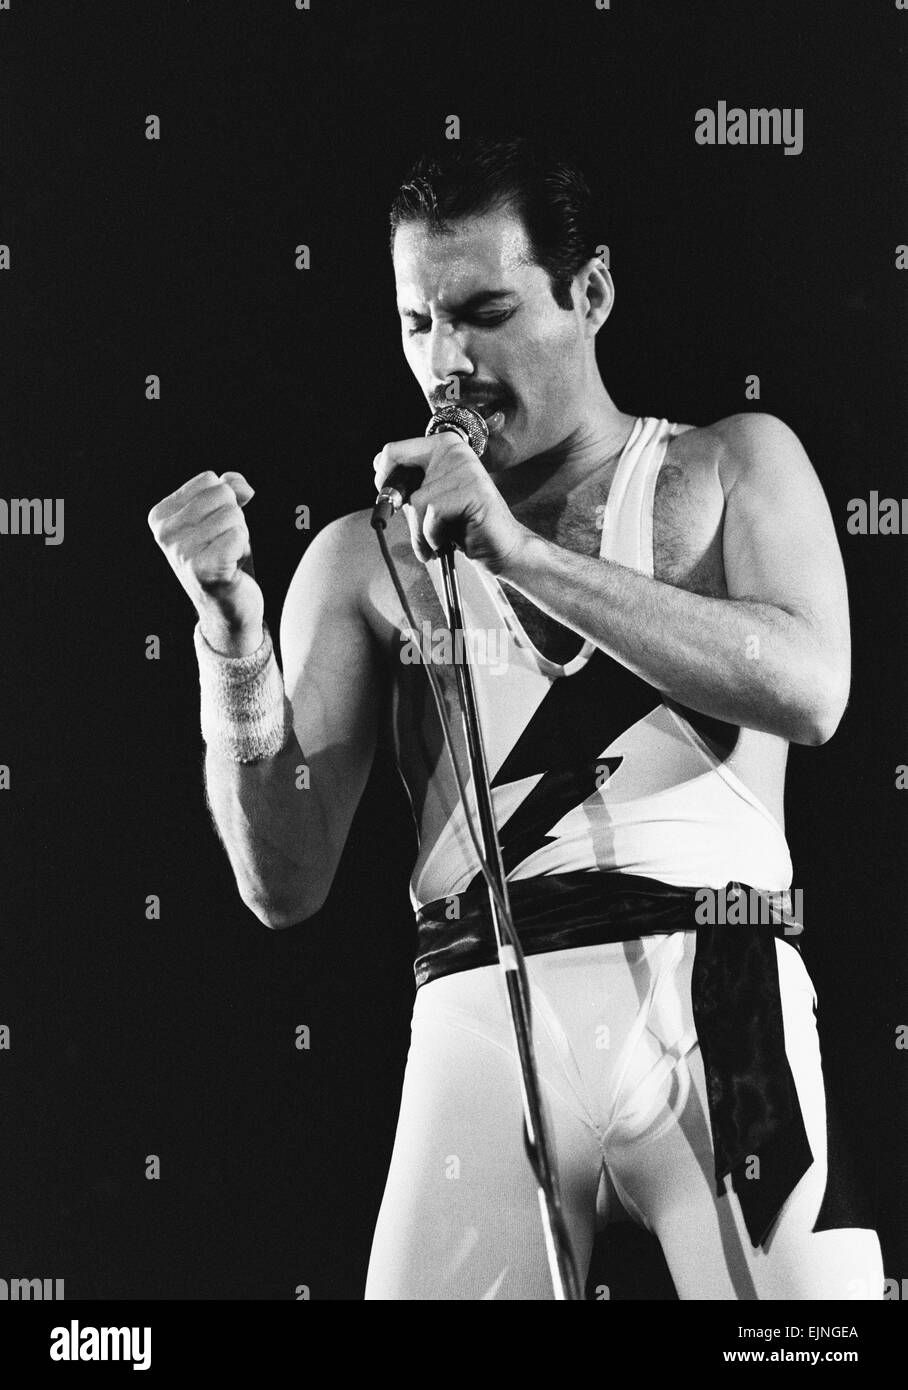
392, 208, 591, 471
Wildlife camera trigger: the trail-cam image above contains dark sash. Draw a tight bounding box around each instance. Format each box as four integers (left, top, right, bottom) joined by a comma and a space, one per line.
414, 869, 813, 1249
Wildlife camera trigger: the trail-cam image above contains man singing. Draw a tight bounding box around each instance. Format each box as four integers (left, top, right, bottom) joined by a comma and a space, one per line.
148, 136, 883, 1300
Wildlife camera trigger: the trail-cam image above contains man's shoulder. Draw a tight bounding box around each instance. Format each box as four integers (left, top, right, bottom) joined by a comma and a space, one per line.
298, 507, 381, 577
314, 505, 378, 542
667, 412, 809, 495
283, 507, 382, 624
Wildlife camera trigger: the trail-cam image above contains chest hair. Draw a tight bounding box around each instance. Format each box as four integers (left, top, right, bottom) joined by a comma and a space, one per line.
500, 450, 726, 664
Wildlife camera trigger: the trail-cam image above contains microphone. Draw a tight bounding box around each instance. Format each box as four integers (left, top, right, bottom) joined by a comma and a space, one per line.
371, 404, 490, 530
425, 403, 490, 456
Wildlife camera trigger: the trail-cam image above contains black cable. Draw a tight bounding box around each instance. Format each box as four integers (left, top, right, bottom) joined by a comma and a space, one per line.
373, 524, 587, 1291
372, 517, 581, 1295
373, 525, 537, 1016
371, 401, 582, 1294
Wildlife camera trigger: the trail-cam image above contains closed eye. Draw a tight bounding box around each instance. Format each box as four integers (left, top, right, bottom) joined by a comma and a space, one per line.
406, 311, 513, 337
473, 311, 512, 328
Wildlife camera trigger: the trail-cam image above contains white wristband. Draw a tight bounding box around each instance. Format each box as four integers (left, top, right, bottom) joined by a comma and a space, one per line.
193, 620, 294, 763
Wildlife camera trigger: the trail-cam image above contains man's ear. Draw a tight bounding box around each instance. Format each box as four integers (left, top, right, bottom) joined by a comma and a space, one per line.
578, 257, 615, 333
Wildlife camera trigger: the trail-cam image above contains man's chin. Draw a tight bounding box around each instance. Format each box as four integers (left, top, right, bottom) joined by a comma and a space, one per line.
483, 432, 521, 475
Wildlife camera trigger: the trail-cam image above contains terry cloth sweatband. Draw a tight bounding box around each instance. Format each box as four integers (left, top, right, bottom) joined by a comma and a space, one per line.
193, 619, 294, 763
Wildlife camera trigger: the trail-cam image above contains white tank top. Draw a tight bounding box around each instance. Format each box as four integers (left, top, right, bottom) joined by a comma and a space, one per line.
407, 416, 793, 909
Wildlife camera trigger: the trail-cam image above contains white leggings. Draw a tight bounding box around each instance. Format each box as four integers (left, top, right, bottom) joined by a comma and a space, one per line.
365, 934, 883, 1300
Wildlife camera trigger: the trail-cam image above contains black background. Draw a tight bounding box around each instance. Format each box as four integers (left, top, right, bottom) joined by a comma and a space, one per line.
1, 0, 906, 1301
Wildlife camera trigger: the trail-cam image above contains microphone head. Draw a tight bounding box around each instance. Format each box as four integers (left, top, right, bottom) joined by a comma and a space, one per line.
425, 403, 489, 459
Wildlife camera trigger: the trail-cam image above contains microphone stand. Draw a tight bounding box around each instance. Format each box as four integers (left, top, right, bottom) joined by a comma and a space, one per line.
435, 544, 583, 1301
373, 404, 583, 1299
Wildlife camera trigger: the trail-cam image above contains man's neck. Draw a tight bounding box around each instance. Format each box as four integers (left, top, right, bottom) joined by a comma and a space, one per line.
494, 390, 637, 508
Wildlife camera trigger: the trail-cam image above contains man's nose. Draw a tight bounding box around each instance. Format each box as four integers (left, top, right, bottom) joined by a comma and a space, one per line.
427, 320, 473, 382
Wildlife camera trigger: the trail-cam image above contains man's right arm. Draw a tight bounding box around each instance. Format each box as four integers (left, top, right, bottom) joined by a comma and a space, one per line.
148, 470, 385, 930
203, 512, 386, 928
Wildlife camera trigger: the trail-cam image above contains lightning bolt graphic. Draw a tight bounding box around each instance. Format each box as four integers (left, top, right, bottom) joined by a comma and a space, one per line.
463, 648, 738, 892
464, 649, 657, 892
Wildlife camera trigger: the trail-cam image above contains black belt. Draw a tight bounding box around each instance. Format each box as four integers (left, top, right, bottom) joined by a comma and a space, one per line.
414, 869, 813, 1250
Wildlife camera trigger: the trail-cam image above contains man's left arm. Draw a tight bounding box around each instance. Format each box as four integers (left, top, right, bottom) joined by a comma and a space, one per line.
496, 414, 851, 746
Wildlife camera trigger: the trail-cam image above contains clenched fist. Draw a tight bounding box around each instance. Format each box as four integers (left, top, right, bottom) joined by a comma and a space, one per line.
148, 469, 264, 656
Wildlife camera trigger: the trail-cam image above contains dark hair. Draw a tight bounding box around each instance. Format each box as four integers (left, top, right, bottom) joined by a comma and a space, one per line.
388, 135, 597, 310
